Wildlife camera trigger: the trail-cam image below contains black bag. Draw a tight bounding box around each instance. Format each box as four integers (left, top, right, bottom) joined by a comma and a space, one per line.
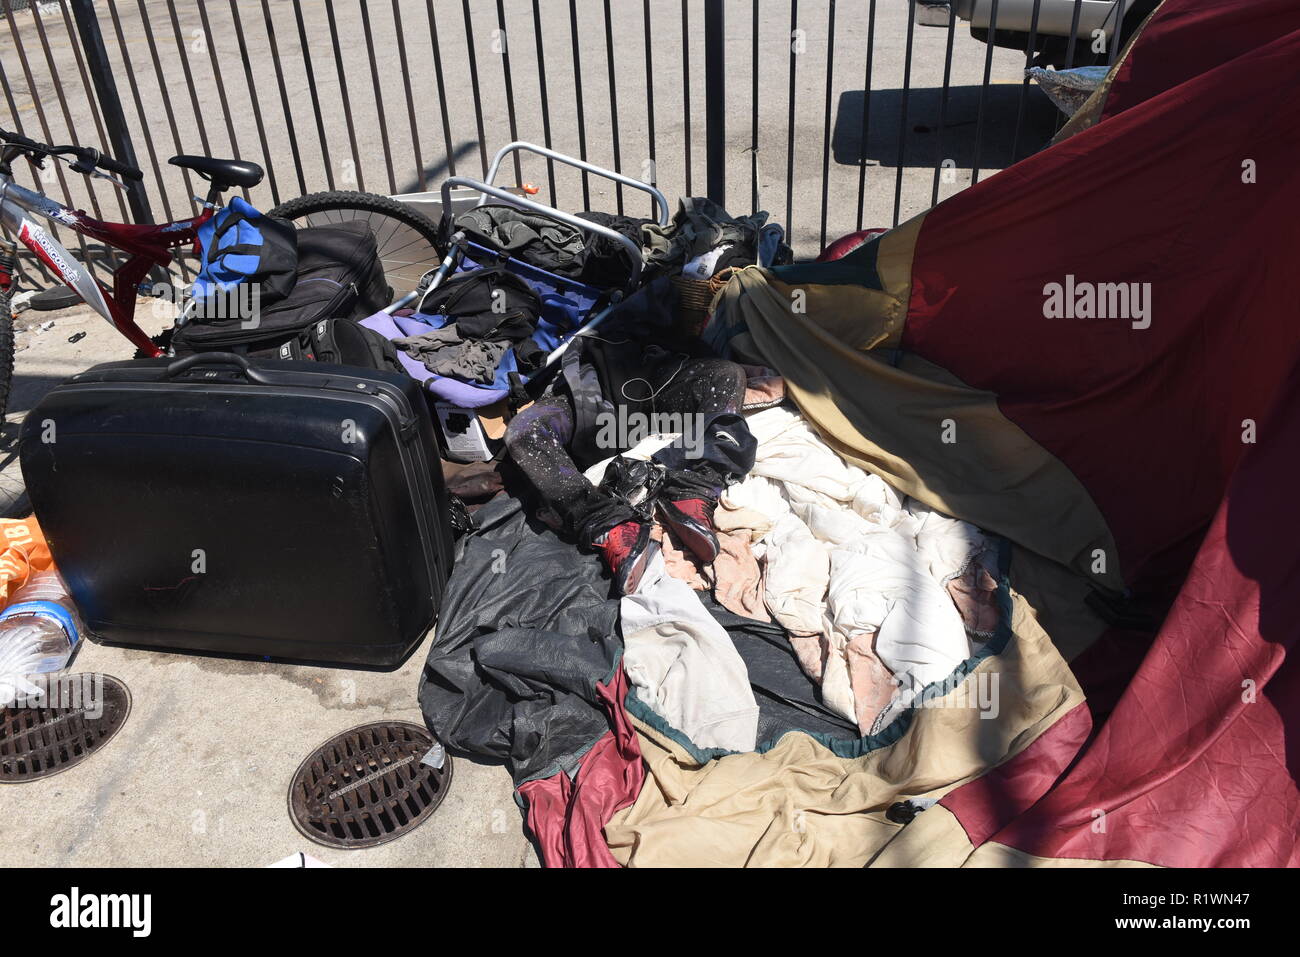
192, 196, 299, 311
275, 316, 404, 375
20, 353, 454, 667
415, 265, 541, 340
174, 220, 390, 355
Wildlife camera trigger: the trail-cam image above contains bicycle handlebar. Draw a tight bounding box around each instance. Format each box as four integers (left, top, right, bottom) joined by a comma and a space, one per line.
0, 128, 143, 182
72, 147, 144, 182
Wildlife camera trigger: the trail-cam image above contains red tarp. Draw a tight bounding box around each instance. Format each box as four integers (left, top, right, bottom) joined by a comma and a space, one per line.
904, 1, 1300, 592
931, 0, 1300, 866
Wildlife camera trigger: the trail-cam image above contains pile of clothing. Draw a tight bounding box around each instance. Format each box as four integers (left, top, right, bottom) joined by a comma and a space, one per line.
391, 266, 544, 385
419, 398, 1013, 866
454, 196, 791, 291
583, 404, 1000, 741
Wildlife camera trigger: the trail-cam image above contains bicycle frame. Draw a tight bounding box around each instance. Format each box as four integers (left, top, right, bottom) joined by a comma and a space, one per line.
0, 169, 213, 356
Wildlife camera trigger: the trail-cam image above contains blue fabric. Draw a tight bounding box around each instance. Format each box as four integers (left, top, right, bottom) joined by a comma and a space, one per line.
360, 312, 510, 407
360, 247, 606, 402
461, 244, 600, 334
192, 196, 267, 300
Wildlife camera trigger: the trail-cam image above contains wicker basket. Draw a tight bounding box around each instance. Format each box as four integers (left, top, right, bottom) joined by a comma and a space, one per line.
673, 267, 738, 337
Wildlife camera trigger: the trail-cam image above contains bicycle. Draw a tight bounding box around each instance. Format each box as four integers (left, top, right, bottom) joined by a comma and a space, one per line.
0, 128, 443, 416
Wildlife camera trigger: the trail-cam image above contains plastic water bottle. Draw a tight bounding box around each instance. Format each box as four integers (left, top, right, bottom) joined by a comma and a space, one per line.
0, 570, 84, 707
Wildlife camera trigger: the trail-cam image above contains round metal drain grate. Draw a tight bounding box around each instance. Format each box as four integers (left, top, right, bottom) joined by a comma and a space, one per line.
0, 673, 132, 783
288, 721, 453, 849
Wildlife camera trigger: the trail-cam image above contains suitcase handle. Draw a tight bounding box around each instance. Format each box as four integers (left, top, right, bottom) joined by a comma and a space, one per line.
164, 351, 275, 385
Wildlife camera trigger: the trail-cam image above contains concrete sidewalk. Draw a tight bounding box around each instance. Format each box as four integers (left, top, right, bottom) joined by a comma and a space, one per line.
0, 305, 533, 868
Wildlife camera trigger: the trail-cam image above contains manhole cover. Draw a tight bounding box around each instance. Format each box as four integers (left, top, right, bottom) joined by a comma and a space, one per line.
288, 721, 452, 849
0, 674, 132, 783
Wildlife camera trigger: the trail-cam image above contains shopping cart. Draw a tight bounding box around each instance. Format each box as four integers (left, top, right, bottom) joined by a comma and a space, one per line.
362, 142, 670, 459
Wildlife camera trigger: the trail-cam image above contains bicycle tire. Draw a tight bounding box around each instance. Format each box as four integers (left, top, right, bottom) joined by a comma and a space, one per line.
268, 191, 445, 298
0, 290, 13, 418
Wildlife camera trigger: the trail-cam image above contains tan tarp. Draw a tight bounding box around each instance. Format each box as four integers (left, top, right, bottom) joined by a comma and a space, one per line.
1052, 0, 1166, 144
710, 264, 1124, 592
605, 589, 1086, 867
867, 804, 1158, 868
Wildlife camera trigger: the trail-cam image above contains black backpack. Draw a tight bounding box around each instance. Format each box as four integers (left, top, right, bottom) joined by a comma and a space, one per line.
415, 265, 542, 341
174, 220, 390, 356
275, 317, 405, 375
191, 196, 298, 313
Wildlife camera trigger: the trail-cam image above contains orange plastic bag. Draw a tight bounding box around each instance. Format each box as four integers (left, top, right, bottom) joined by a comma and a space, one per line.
0, 517, 54, 611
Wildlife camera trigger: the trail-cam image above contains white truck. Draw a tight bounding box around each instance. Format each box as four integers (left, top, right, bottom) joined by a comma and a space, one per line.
946, 1, 1158, 67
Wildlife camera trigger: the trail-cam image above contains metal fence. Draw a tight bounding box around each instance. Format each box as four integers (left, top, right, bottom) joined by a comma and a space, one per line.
2, 0, 1136, 287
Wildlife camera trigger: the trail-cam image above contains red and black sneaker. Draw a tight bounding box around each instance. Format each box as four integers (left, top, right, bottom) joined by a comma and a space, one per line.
595, 519, 658, 595
658, 497, 720, 564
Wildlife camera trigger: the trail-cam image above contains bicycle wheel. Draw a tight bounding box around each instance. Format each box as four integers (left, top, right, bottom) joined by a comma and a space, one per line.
0, 290, 13, 418
268, 191, 444, 298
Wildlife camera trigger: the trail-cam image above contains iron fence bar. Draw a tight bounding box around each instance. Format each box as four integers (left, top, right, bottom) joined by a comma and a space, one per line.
784, 0, 797, 235
1009, 0, 1043, 166
567, 0, 591, 209
1109, 0, 1128, 64
892, 0, 916, 225
679, 0, 691, 197
496, 0, 523, 187
855, 0, 877, 230
292, 0, 336, 190
227, 0, 282, 204
643, 0, 658, 217
817, 0, 836, 249
0, 54, 57, 283
928, 0, 957, 208
128, 0, 194, 279
426, 0, 458, 180
189, 0, 248, 200
357, 0, 397, 196
1063, 0, 1084, 68
970, 0, 999, 185
530, 0, 557, 206
164, 0, 213, 159
195, 0, 251, 201
58, 0, 129, 222
602, 0, 625, 213
10, 2, 98, 271
389, 0, 425, 192
68, 0, 150, 224
323, 0, 366, 192
750, 0, 759, 214
260, 0, 308, 199
460, 0, 490, 179
104, 0, 177, 221
703, 0, 725, 206
130, 0, 195, 222
28, 2, 108, 227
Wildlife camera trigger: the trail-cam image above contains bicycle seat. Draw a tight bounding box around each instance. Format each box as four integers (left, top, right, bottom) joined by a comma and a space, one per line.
169, 155, 264, 190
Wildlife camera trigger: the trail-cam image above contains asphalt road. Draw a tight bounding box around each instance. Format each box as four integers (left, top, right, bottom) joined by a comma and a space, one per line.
3, 0, 1059, 262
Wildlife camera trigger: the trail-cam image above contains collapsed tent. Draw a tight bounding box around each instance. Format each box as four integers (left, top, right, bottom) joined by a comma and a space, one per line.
419, 0, 1300, 867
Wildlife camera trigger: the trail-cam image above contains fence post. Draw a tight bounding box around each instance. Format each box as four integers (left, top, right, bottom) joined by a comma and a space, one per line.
703, 0, 725, 204
69, 0, 152, 224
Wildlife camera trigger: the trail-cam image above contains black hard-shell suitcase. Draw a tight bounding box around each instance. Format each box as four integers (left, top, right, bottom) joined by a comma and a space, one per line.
19, 352, 454, 667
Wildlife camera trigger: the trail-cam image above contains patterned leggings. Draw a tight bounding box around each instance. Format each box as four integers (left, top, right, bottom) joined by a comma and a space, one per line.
505, 357, 747, 544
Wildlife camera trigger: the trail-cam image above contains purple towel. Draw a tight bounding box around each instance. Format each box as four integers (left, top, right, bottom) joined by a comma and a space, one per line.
361, 311, 510, 409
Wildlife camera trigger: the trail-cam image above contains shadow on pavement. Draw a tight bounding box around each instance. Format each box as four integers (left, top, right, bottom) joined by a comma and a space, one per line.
833, 83, 1062, 171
